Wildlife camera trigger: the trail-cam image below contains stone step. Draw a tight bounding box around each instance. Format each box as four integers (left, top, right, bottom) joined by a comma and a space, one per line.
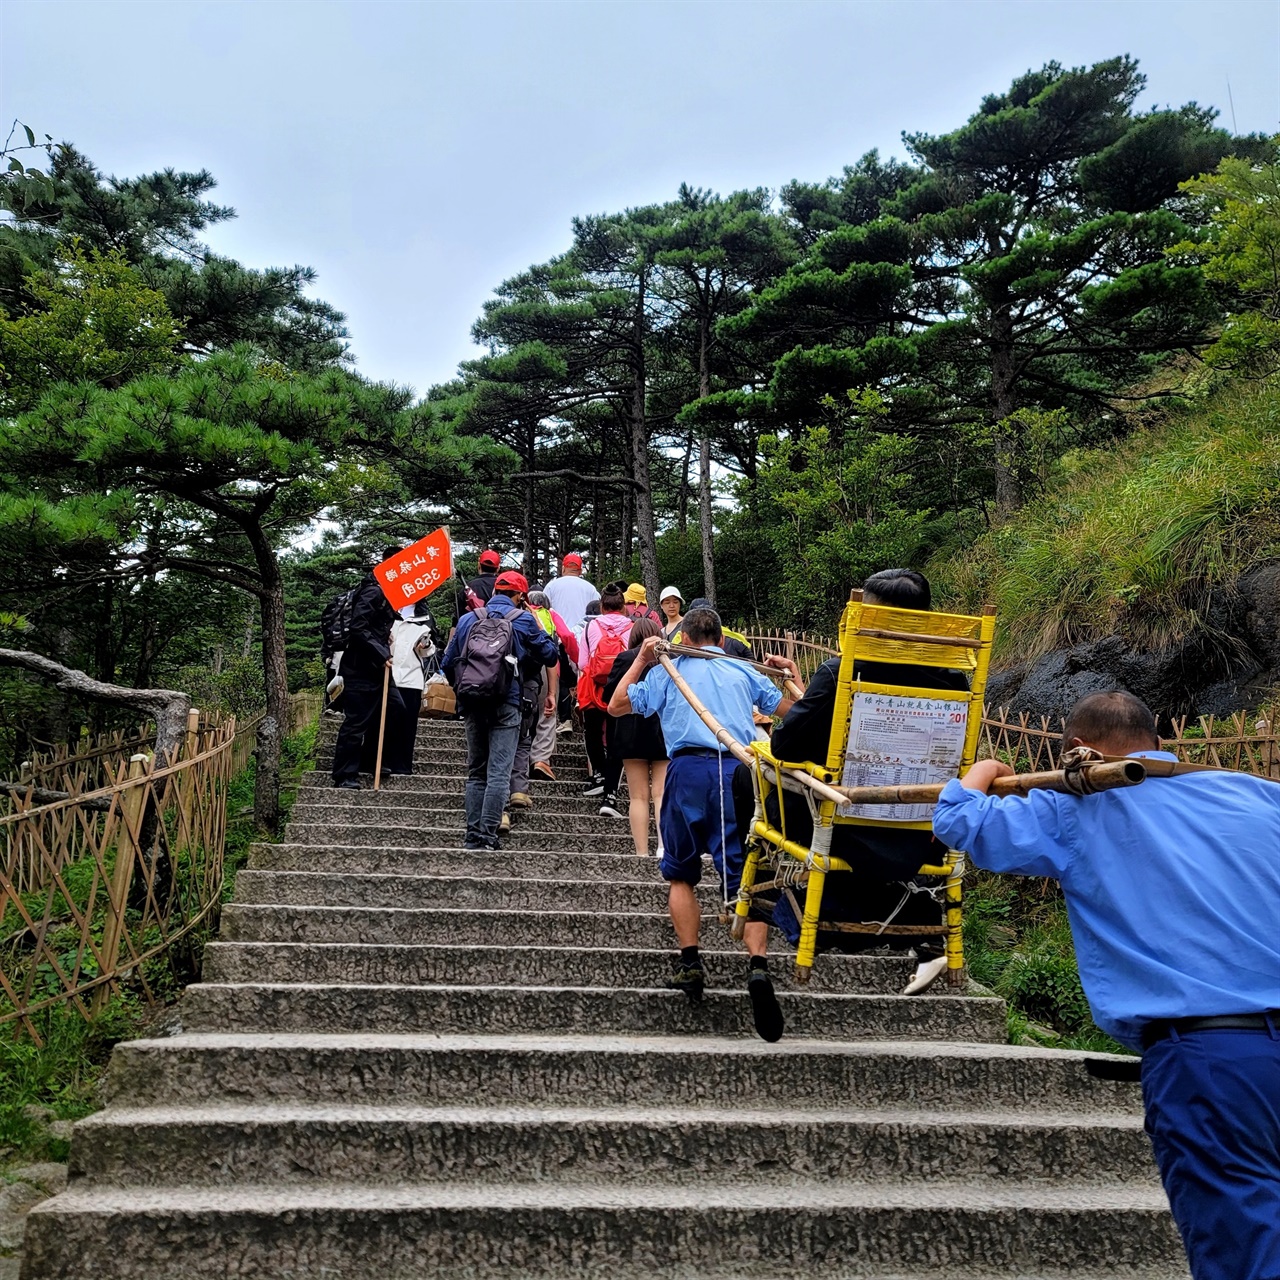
70, 1102, 1158, 1188
200, 942, 913, 994
22, 1181, 1186, 1279
180, 982, 1007, 1042
317, 741, 594, 765
251, 844, 664, 881
287, 804, 645, 838
296, 779, 617, 813
233, 870, 703, 913
280, 822, 641, 853
103, 1034, 1146, 1114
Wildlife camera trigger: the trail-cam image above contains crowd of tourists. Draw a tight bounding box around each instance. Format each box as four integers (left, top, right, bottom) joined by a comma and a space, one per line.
320, 543, 1280, 1280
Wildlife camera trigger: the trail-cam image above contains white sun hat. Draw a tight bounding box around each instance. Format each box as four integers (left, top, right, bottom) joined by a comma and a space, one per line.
659, 586, 684, 603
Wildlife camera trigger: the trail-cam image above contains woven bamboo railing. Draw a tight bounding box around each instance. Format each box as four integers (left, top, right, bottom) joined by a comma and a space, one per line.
0, 691, 321, 1040
743, 630, 1280, 779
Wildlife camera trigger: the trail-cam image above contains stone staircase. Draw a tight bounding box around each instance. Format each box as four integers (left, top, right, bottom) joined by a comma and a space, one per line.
21, 716, 1187, 1278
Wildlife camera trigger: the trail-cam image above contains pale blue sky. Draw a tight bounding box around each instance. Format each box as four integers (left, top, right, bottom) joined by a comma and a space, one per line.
3, 0, 1277, 395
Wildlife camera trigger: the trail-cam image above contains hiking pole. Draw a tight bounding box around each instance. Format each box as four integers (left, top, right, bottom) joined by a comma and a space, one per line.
372, 664, 390, 792
655, 640, 805, 700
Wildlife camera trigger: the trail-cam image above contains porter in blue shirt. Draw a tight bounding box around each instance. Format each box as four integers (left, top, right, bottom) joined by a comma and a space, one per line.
933, 751, 1280, 1051
932, 689, 1280, 1280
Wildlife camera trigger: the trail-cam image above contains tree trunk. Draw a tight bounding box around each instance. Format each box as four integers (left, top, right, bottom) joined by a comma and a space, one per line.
522, 418, 536, 574
677, 425, 692, 536
243, 523, 290, 832
630, 268, 661, 603
989, 302, 1022, 517
697, 306, 716, 603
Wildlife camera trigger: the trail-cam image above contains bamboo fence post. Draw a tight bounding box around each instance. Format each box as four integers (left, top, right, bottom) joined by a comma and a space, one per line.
93, 752, 148, 1013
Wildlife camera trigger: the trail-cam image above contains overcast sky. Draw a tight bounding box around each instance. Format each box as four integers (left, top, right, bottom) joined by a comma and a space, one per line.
3, 0, 1277, 396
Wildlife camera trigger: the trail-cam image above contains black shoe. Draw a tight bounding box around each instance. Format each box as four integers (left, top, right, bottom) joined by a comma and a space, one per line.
334, 779, 361, 790
582, 775, 605, 797
463, 840, 488, 851
599, 794, 625, 819
666, 962, 705, 1003
747, 969, 785, 1043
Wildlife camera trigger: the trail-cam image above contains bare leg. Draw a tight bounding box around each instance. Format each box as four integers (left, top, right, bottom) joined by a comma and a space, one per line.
623, 758, 651, 856
743, 919, 768, 959
668, 881, 701, 948
649, 759, 667, 852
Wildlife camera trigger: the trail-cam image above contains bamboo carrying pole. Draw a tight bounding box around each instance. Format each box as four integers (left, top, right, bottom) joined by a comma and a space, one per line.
831, 759, 1146, 806
372, 665, 391, 792
655, 640, 805, 701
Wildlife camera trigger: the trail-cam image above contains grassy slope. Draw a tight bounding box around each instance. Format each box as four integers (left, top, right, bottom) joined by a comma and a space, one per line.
934, 375, 1280, 665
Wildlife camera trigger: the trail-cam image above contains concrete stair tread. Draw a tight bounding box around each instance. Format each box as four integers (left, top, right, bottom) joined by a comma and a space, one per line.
36, 1179, 1173, 1212
81, 1101, 1146, 1129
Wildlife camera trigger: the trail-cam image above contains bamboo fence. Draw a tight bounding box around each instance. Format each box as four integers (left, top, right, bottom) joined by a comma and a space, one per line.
744, 630, 1280, 779
0, 691, 321, 1039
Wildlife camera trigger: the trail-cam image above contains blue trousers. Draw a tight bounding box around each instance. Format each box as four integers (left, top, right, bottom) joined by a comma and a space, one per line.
658, 754, 743, 893
1142, 1025, 1280, 1280
462, 700, 521, 848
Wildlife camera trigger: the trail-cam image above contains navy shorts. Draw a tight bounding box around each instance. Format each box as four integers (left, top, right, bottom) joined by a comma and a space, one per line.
658, 753, 744, 893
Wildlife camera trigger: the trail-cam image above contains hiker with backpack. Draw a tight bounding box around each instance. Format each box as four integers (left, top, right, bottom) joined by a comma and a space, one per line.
331, 550, 416, 789
577, 582, 635, 816
452, 548, 502, 626
441, 570, 559, 850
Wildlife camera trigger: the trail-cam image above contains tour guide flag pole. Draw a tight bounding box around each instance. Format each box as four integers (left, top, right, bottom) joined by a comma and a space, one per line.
370, 528, 453, 792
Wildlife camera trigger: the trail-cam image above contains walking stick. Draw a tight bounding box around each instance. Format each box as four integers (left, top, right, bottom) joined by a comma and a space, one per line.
373, 664, 390, 791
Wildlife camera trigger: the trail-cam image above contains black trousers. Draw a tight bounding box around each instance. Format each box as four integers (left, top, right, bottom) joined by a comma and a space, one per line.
333, 676, 412, 782
582, 706, 622, 792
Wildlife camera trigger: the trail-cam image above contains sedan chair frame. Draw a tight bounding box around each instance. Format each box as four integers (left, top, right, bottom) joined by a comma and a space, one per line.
734, 591, 997, 985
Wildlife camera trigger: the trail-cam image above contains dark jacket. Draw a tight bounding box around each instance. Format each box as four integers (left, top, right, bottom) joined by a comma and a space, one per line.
441, 593, 559, 709
339, 574, 396, 683
770, 656, 970, 878
604, 646, 667, 762
453, 572, 497, 624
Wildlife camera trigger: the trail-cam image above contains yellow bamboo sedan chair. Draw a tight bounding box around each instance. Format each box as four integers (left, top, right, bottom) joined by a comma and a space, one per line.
733, 592, 997, 985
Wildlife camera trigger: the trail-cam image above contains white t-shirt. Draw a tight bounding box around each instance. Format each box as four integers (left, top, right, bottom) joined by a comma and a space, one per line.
543, 575, 600, 630
391, 619, 434, 690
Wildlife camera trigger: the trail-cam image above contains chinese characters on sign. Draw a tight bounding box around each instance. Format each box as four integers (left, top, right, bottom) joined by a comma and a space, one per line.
373, 528, 454, 607
839, 692, 969, 823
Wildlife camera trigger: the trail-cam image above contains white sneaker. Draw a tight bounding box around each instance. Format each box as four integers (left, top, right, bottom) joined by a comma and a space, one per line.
903, 954, 949, 995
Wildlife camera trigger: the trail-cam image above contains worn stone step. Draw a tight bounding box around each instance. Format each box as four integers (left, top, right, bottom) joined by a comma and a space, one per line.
103, 1034, 1145, 1114
251, 844, 663, 881
233, 870, 698, 913
287, 805, 645, 838
200, 942, 913, 994
280, 822, 641, 853
70, 1102, 1158, 1188
316, 740, 593, 764
296, 779, 616, 812
22, 1181, 1185, 1279
180, 982, 1007, 1042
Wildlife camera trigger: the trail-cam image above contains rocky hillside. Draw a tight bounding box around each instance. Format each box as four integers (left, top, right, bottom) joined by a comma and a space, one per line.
936, 376, 1280, 722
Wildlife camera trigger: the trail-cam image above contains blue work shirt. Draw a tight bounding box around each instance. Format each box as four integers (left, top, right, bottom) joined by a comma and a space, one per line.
932, 751, 1280, 1051
627, 647, 782, 751
441, 594, 558, 708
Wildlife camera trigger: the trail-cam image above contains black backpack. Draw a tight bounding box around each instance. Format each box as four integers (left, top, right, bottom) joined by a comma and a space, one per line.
451, 606, 518, 703
320, 588, 357, 662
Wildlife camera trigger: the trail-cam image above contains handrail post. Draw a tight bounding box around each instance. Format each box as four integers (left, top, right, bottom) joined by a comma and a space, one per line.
93, 752, 149, 1014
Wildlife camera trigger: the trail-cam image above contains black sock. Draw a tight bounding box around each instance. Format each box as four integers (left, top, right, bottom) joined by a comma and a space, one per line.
749, 955, 769, 974
680, 946, 701, 966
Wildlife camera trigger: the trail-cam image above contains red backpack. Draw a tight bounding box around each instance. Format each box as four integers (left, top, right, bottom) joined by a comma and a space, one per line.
577, 618, 628, 710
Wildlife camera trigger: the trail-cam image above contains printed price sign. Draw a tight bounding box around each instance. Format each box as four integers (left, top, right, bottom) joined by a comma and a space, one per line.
839, 691, 969, 823
374, 527, 453, 608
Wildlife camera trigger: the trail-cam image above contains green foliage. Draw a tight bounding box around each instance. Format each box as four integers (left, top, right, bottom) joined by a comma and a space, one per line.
935, 376, 1280, 661
1171, 143, 1280, 373
749, 411, 931, 625
0, 245, 183, 412
963, 871, 1126, 1053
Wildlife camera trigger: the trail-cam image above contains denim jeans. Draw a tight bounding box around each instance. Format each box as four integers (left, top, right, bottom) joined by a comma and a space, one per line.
463, 700, 521, 847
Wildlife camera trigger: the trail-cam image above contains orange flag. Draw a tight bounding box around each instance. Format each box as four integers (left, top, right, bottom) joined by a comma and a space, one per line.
374, 527, 454, 608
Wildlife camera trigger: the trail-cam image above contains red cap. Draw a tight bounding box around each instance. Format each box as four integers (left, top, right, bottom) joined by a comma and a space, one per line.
563, 552, 583, 568
494, 570, 529, 594
478, 549, 500, 569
